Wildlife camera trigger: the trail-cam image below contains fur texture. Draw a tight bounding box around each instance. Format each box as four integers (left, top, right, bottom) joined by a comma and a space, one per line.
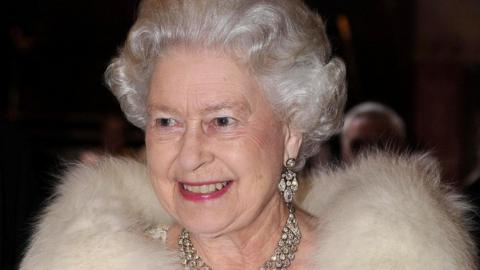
20, 153, 476, 269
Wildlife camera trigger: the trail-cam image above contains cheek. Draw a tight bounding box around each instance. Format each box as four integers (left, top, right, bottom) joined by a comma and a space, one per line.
145, 129, 177, 171
251, 121, 285, 182
245, 116, 285, 154
145, 131, 178, 208
145, 132, 163, 174
226, 120, 285, 182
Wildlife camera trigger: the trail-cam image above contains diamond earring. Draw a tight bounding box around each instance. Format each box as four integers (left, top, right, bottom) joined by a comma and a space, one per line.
278, 158, 298, 203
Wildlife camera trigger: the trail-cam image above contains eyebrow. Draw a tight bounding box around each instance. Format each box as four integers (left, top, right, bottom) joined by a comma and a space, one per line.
200, 101, 251, 114
147, 100, 251, 116
147, 104, 180, 116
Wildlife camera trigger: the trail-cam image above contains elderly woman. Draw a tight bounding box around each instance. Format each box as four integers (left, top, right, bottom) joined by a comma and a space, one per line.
20, 0, 476, 269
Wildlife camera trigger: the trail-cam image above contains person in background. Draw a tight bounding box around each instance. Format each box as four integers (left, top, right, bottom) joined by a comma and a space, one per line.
299, 102, 406, 202
341, 102, 407, 162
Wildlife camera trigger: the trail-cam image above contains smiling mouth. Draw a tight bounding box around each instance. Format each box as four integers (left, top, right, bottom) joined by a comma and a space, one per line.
179, 180, 233, 201
181, 181, 231, 194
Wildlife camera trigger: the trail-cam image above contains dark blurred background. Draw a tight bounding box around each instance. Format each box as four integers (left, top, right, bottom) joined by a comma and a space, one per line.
2, 0, 480, 269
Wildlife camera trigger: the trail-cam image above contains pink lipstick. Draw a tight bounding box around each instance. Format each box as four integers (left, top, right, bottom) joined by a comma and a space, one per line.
179, 180, 232, 201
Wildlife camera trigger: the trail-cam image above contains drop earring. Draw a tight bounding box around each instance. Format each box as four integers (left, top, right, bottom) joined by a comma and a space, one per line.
278, 158, 298, 204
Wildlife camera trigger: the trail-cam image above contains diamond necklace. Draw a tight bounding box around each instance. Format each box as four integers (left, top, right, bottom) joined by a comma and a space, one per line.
178, 204, 301, 270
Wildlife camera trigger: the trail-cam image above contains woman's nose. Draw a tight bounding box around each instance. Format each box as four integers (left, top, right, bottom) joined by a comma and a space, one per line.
177, 125, 213, 172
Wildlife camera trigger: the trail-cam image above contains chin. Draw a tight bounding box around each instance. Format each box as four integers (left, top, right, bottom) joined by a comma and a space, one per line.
178, 210, 236, 236
172, 192, 238, 234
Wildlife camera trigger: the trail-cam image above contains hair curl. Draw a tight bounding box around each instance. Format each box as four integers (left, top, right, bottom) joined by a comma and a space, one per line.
105, 0, 347, 169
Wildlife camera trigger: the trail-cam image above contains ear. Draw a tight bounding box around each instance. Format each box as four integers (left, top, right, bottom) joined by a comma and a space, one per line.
283, 124, 303, 164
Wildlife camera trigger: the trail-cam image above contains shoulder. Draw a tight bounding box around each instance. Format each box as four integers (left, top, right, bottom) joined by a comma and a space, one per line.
302, 152, 477, 269
20, 156, 177, 270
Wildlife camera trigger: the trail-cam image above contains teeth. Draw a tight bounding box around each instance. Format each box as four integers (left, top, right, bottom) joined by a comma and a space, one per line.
183, 181, 229, 194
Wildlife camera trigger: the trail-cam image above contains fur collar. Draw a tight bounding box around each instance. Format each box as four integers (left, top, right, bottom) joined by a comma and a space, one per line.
20, 153, 476, 269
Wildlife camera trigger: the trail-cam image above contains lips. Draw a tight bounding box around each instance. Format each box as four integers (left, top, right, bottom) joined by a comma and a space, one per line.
179, 180, 232, 201
182, 181, 229, 194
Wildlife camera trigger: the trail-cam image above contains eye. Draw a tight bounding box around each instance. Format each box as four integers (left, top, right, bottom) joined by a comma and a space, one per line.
214, 117, 236, 127
155, 118, 178, 127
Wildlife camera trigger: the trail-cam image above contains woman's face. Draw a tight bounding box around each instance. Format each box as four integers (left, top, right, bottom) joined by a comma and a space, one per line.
145, 48, 300, 236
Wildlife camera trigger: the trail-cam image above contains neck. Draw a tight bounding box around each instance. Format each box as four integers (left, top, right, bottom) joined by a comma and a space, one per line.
174, 194, 289, 269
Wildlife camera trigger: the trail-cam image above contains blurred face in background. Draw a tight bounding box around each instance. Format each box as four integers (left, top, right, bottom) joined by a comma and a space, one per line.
341, 114, 404, 162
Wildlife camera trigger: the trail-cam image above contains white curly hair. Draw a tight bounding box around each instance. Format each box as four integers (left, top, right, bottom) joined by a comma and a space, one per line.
105, 0, 347, 169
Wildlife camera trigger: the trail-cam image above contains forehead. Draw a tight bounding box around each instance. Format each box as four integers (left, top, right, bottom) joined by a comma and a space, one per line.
148, 48, 261, 110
